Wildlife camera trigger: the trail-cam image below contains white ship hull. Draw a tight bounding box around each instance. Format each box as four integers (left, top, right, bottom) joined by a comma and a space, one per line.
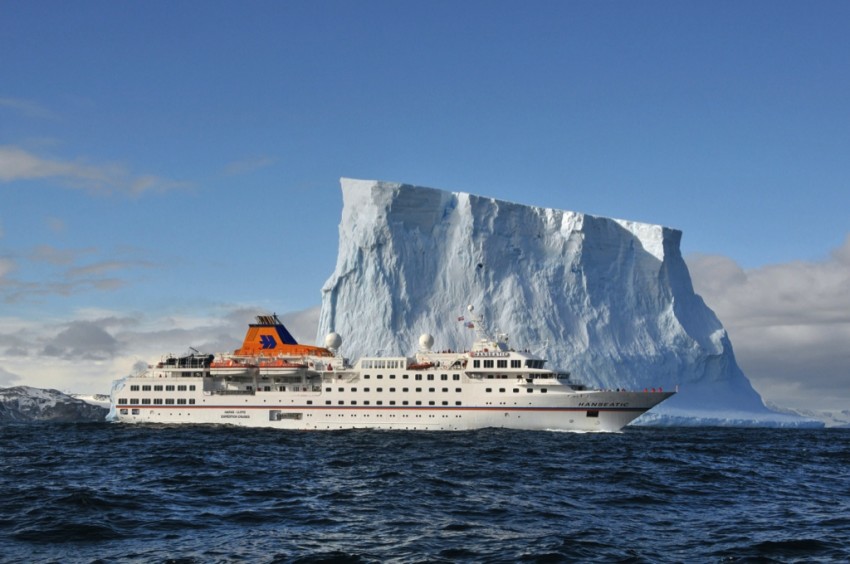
112, 310, 674, 432
111, 376, 672, 432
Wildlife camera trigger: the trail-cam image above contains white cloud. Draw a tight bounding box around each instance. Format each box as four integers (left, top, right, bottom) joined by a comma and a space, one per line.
0, 303, 323, 394
0, 365, 22, 386
686, 233, 850, 412
42, 320, 120, 360
0, 145, 190, 196
0, 257, 15, 279
2, 246, 160, 304
46, 216, 66, 233
224, 156, 276, 176
0, 97, 56, 119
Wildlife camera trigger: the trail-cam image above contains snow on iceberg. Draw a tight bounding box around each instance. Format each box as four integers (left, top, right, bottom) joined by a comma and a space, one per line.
318, 178, 817, 427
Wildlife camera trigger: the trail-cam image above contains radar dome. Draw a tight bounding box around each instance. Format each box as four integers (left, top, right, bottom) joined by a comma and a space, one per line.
324, 332, 342, 350
419, 333, 434, 351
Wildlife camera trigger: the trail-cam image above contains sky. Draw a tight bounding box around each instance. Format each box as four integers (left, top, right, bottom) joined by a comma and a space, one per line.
1, 1, 848, 415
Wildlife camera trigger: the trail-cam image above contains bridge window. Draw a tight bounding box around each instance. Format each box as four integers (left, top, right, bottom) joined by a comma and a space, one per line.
473, 360, 480, 368
497, 360, 507, 368
441, 374, 448, 381
483, 360, 494, 368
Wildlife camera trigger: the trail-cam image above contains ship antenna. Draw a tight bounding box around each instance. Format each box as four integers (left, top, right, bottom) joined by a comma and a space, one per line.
467, 305, 495, 344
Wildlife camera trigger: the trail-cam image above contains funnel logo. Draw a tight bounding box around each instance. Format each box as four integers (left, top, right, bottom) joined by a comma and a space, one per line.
259, 335, 277, 349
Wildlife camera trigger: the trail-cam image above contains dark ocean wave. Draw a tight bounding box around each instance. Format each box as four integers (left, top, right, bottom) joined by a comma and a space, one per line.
1, 424, 848, 562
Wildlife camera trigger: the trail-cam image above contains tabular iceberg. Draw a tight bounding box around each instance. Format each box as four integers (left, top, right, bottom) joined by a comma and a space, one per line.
318, 178, 814, 426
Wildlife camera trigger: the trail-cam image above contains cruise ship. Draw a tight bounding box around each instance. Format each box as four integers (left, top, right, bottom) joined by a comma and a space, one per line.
111, 307, 674, 431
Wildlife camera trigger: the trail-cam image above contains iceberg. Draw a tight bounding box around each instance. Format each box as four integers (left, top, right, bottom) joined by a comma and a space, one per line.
318, 179, 817, 427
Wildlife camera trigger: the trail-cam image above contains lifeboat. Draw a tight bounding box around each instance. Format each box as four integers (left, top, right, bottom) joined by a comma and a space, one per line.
406, 361, 434, 371
209, 357, 258, 376
258, 358, 307, 376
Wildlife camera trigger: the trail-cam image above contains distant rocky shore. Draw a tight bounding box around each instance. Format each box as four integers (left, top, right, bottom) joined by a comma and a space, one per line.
0, 386, 109, 422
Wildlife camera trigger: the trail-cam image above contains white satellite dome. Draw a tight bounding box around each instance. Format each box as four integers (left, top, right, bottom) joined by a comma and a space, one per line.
324, 332, 342, 350
419, 333, 434, 351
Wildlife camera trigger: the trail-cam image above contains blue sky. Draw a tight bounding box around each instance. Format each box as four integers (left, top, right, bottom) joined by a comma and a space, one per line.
2, 1, 849, 415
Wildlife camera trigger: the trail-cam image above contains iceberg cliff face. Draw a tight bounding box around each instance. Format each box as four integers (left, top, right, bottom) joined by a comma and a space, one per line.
318, 179, 812, 425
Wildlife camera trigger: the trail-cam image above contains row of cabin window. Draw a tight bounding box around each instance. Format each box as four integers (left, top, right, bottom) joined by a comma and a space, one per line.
122, 398, 196, 405
129, 384, 196, 392
360, 359, 404, 370
362, 374, 461, 381
471, 359, 523, 368
486, 388, 547, 393
326, 387, 462, 393
325, 400, 461, 406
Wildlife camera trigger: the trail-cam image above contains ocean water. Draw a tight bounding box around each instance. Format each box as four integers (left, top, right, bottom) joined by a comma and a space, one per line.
1, 425, 848, 563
